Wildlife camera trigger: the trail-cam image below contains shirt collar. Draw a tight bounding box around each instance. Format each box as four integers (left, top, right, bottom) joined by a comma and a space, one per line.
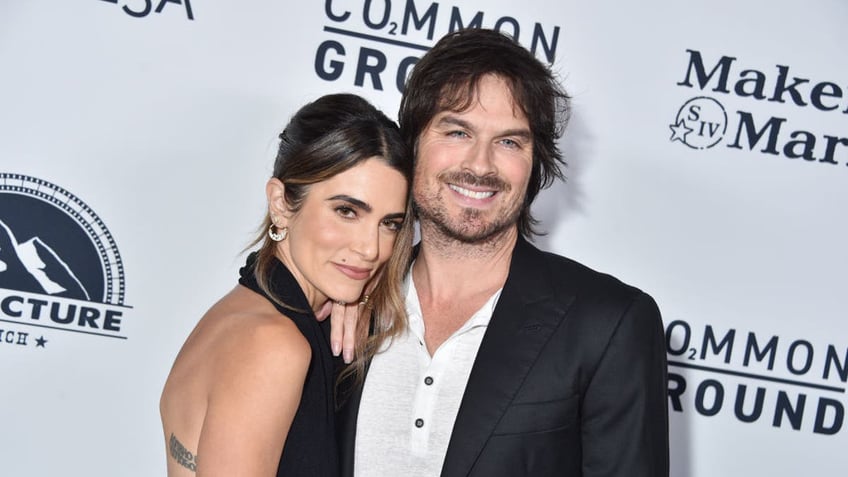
405, 267, 503, 342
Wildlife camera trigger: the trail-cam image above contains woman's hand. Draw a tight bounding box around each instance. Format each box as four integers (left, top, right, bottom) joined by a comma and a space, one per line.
325, 273, 379, 364
330, 301, 361, 364
315, 296, 360, 364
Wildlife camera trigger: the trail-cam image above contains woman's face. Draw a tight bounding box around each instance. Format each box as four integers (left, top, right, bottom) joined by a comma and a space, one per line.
275, 157, 408, 310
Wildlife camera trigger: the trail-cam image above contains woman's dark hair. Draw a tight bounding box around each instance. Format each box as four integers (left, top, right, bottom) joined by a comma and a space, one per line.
250, 93, 413, 383
399, 28, 570, 237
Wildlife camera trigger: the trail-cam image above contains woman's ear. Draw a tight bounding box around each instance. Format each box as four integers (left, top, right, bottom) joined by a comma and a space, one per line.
266, 178, 291, 225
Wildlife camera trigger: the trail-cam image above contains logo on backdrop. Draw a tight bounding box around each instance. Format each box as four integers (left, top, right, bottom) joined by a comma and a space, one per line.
0, 173, 130, 350
315, 1, 561, 93
669, 96, 728, 150
99, 0, 194, 21
665, 319, 846, 436
669, 49, 848, 167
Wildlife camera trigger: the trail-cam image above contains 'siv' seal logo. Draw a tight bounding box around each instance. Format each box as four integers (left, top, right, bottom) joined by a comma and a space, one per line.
669, 96, 728, 150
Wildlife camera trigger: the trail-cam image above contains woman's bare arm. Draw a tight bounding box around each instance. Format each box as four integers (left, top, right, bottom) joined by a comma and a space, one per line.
193, 317, 311, 476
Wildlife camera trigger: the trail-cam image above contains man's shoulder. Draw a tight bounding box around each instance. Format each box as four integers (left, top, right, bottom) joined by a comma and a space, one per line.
515, 238, 650, 303
514, 240, 662, 337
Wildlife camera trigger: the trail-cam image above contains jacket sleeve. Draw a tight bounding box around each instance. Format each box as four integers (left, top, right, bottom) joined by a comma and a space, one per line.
580, 292, 669, 477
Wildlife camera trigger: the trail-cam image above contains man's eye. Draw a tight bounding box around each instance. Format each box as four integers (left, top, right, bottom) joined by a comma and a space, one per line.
448, 130, 469, 138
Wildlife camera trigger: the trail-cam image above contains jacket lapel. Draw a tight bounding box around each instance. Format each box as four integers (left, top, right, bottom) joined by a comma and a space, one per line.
440, 238, 575, 477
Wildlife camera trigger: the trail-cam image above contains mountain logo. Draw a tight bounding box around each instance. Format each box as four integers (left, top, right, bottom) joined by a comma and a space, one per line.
0, 173, 129, 342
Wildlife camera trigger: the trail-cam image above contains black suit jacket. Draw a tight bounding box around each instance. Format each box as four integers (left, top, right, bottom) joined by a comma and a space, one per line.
338, 237, 669, 477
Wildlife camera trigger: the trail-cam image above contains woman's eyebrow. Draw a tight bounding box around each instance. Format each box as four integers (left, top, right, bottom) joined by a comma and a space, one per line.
327, 194, 371, 212
383, 212, 406, 221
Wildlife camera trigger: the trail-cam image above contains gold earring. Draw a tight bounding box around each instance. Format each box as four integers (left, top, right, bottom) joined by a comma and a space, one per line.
268, 224, 287, 242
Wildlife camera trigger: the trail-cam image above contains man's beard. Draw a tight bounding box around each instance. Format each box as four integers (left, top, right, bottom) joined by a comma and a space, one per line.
413, 171, 524, 244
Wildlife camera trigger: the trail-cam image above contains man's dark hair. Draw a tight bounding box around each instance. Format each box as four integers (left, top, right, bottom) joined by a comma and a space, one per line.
399, 28, 570, 238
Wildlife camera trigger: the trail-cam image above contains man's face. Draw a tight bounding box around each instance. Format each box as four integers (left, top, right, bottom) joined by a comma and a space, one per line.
413, 74, 533, 243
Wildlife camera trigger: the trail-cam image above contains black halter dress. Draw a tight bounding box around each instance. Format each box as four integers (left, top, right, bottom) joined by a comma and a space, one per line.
238, 253, 339, 477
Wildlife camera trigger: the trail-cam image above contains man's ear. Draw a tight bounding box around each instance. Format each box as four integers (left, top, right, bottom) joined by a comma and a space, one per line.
266, 178, 291, 225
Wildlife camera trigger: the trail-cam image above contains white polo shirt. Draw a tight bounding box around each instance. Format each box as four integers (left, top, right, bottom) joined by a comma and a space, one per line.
354, 273, 502, 477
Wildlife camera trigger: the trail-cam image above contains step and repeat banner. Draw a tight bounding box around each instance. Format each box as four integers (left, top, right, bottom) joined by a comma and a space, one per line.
1, 1, 845, 475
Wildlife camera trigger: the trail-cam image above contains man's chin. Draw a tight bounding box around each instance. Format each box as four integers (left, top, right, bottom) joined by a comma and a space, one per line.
437, 220, 514, 244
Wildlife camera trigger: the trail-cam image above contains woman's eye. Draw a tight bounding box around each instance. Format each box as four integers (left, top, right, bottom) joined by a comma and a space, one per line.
382, 219, 403, 232
336, 206, 356, 218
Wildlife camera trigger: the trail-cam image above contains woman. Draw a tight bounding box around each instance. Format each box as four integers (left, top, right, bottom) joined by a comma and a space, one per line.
160, 94, 413, 476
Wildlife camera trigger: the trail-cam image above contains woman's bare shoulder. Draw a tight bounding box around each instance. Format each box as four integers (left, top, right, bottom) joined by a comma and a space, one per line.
178, 284, 311, 382
161, 285, 310, 418
161, 285, 313, 476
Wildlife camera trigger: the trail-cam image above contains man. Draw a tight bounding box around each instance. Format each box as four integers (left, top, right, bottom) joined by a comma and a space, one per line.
337, 28, 669, 477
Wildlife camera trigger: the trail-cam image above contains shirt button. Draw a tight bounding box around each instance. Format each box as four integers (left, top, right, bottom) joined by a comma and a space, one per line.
424, 376, 434, 385
415, 418, 424, 428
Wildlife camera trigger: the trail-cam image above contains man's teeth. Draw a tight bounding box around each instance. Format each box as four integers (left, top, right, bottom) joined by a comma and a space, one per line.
449, 184, 495, 199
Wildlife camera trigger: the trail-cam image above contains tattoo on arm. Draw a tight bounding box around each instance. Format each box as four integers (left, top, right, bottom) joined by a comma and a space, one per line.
169, 433, 198, 472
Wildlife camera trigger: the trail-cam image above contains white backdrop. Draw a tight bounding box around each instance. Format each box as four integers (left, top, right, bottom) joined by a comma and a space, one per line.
1, 1, 846, 476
